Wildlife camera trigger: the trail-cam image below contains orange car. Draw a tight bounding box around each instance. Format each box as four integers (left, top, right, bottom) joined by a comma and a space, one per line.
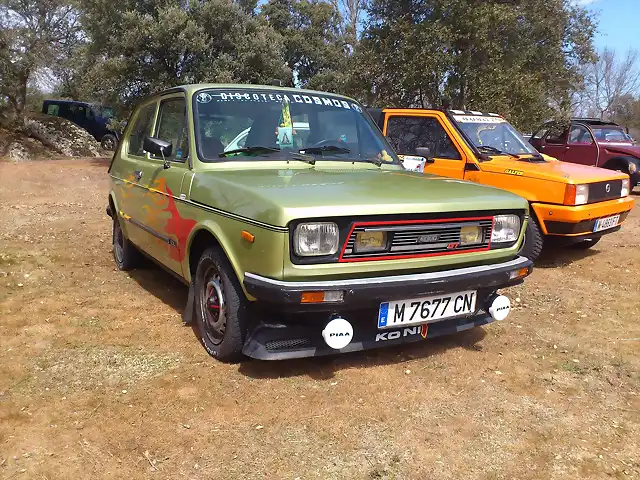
367, 108, 635, 260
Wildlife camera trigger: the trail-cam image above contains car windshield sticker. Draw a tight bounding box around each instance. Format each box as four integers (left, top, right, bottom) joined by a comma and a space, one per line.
198, 90, 363, 112
453, 115, 506, 124
277, 99, 294, 148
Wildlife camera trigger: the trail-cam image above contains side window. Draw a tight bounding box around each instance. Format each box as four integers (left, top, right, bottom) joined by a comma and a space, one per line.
532, 128, 547, 139
154, 98, 189, 162
568, 125, 593, 145
544, 125, 567, 145
46, 103, 59, 116
127, 103, 157, 157
385, 116, 461, 159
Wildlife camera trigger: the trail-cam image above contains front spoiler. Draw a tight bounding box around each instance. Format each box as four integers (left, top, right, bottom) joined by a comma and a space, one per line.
242, 312, 495, 360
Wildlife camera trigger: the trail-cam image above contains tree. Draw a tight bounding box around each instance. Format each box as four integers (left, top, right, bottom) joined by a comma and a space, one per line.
261, 0, 348, 91
581, 48, 640, 120
74, 0, 289, 109
0, 0, 81, 126
351, 0, 597, 130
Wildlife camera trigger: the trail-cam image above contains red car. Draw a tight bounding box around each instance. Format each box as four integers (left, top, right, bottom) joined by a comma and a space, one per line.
530, 118, 639, 190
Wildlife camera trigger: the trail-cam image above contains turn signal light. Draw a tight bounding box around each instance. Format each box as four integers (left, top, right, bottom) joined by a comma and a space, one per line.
300, 291, 345, 303
509, 267, 531, 280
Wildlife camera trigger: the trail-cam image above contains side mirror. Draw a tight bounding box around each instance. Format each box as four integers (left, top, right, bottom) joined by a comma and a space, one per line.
143, 136, 173, 168
415, 146, 435, 163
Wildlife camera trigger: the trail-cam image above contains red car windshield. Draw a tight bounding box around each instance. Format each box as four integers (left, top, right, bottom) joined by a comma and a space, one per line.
591, 127, 632, 143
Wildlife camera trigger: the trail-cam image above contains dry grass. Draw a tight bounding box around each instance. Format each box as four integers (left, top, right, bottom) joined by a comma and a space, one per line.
0, 159, 639, 479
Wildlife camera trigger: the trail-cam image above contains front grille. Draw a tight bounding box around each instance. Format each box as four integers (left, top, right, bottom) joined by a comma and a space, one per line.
265, 338, 312, 351
340, 217, 493, 261
588, 180, 622, 203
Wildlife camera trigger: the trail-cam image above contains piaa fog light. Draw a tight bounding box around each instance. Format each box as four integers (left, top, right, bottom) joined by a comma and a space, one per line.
488, 295, 511, 321
321, 317, 353, 349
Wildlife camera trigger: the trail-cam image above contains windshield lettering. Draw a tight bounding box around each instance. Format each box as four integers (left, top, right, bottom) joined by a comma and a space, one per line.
452, 114, 539, 157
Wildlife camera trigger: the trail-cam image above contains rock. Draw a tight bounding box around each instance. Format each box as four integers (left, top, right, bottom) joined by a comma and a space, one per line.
24, 115, 103, 157
7, 141, 31, 161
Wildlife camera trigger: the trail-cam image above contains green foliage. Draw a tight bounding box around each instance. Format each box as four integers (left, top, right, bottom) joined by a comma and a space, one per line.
351, 0, 597, 130
261, 0, 348, 91
75, 0, 290, 109
0, 0, 81, 126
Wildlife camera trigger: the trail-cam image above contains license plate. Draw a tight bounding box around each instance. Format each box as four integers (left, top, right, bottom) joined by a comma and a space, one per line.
593, 214, 620, 232
378, 290, 477, 329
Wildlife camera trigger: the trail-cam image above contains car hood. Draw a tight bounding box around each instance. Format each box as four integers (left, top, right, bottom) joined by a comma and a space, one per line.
189, 166, 528, 227
479, 155, 629, 184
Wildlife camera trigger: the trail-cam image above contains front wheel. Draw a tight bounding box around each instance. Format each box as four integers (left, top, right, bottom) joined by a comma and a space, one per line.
194, 247, 248, 362
520, 216, 544, 261
570, 237, 601, 250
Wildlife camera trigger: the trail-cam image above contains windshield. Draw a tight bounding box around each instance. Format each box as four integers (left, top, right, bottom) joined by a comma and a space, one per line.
452, 114, 539, 156
193, 88, 400, 164
591, 126, 632, 143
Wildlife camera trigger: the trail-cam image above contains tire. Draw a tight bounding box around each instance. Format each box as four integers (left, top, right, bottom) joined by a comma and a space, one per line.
194, 246, 248, 362
112, 215, 141, 270
101, 134, 117, 150
570, 237, 601, 250
520, 215, 544, 261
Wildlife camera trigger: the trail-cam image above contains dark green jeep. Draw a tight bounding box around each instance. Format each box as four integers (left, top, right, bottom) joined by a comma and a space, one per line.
106, 83, 532, 361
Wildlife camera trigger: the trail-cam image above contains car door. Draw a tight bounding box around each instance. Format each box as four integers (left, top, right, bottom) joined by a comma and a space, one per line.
111, 100, 159, 250
562, 123, 598, 166
133, 94, 194, 275
536, 124, 568, 160
383, 114, 465, 179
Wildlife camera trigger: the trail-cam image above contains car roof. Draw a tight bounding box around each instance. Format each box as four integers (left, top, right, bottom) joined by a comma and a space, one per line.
571, 118, 621, 127
141, 83, 359, 105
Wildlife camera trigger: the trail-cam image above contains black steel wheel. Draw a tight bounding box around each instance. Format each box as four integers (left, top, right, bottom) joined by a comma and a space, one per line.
101, 134, 117, 150
194, 246, 247, 362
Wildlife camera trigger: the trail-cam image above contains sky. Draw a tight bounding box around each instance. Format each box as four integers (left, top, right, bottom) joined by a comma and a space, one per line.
579, 0, 640, 54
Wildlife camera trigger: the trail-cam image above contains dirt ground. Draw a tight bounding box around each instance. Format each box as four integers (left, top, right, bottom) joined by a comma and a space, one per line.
1, 158, 639, 480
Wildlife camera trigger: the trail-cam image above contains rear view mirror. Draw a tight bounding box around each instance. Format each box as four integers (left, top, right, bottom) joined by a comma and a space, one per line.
143, 136, 173, 157
415, 147, 435, 164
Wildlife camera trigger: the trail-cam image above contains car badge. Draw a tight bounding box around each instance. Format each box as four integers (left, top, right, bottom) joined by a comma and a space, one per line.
605, 183, 611, 193
418, 234, 439, 243
446, 242, 460, 249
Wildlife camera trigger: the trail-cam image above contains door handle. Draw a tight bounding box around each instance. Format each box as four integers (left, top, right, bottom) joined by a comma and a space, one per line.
564, 146, 570, 150
134, 170, 143, 181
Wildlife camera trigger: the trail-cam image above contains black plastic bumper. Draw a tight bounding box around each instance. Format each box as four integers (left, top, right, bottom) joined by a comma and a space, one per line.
243, 256, 532, 312
243, 312, 496, 360
545, 211, 628, 236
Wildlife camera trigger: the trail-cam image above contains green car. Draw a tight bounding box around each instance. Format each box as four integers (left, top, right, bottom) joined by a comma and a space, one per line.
106, 83, 533, 361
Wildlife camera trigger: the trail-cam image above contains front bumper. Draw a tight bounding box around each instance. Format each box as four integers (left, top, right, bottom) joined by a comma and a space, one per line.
531, 196, 634, 236
243, 256, 532, 311
241, 256, 532, 359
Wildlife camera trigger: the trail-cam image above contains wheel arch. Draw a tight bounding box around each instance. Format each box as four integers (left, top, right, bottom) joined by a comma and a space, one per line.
185, 224, 243, 286
602, 155, 638, 177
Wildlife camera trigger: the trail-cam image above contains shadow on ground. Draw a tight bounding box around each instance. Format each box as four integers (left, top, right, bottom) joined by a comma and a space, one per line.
534, 244, 599, 268
238, 326, 487, 380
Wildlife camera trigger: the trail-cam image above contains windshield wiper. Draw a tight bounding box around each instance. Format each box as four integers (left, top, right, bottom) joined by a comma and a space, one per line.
219, 146, 280, 157
517, 153, 546, 162
476, 145, 519, 159
299, 145, 351, 155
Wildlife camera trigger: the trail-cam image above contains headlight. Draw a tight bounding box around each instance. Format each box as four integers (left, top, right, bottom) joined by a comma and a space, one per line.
460, 225, 482, 245
629, 162, 637, 174
564, 184, 589, 205
491, 215, 520, 244
621, 178, 630, 197
354, 231, 387, 252
294, 222, 339, 256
